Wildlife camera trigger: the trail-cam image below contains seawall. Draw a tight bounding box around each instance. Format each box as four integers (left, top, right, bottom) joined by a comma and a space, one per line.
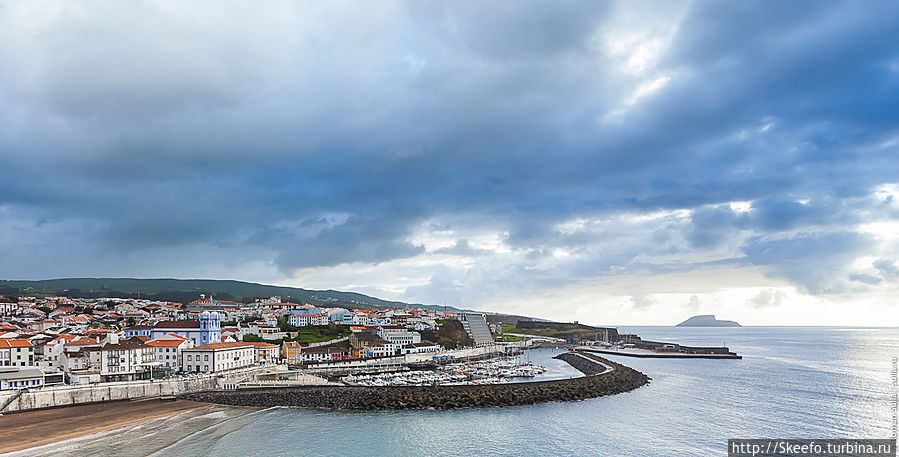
0, 365, 271, 413
180, 353, 650, 410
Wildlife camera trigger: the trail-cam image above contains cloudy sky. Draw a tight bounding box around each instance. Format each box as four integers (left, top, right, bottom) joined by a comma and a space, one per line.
1, 1, 898, 325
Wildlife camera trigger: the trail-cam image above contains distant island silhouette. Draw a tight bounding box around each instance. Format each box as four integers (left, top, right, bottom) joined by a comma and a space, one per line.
676, 314, 741, 327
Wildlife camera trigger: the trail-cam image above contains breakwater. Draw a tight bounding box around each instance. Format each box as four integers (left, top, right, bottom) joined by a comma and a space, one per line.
180, 352, 649, 410
554, 351, 611, 375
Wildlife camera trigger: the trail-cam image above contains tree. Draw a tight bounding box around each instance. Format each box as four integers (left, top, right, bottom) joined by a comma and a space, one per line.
243, 334, 264, 342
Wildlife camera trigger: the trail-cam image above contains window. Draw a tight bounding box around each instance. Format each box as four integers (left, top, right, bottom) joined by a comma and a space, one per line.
204, 355, 209, 361
187, 355, 192, 361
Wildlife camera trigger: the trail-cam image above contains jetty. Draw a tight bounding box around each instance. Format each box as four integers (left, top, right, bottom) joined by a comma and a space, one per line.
578, 345, 741, 359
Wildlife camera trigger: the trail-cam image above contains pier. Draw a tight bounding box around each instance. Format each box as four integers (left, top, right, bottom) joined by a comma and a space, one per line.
578, 345, 742, 359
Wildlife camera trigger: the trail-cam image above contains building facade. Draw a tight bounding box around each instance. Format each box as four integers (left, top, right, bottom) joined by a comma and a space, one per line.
282, 341, 302, 365
147, 336, 194, 369
0, 339, 34, 367
180, 342, 255, 373
149, 311, 221, 346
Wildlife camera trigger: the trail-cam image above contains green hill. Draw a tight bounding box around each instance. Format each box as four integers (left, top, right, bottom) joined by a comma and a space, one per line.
0, 277, 469, 313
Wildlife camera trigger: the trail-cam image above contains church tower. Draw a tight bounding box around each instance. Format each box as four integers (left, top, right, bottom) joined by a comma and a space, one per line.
199, 310, 222, 344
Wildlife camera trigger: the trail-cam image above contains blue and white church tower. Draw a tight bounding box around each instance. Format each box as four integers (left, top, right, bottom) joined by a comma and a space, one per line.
198, 310, 222, 345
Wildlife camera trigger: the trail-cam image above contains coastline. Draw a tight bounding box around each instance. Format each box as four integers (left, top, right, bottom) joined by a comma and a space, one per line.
0, 399, 207, 455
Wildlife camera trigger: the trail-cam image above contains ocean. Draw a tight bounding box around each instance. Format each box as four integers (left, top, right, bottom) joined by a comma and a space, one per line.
7, 327, 898, 457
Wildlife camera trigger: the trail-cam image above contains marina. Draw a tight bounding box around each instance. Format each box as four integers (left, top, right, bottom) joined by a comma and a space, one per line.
342, 356, 549, 386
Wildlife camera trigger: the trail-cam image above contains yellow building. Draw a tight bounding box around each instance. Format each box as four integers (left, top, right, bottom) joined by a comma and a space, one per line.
282, 341, 301, 365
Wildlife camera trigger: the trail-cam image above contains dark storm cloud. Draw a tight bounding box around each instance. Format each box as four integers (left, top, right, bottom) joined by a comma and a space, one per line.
0, 0, 897, 298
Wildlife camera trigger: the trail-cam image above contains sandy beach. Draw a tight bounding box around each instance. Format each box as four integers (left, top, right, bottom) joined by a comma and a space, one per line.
0, 399, 206, 454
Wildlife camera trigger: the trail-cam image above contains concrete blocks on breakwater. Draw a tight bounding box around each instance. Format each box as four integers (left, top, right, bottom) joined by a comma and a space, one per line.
179, 352, 650, 410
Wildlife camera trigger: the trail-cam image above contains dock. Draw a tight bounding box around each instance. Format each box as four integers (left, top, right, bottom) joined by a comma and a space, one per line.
578, 346, 742, 359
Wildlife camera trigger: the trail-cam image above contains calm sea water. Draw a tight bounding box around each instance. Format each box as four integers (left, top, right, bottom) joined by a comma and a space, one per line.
8, 327, 898, 457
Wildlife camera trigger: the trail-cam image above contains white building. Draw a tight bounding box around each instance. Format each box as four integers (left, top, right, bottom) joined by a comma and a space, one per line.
377, 326, 421, 346
0, 297, 18, 316
181, 342, 255, 373
288, 313, 330, 327
0, 339, 33, 367
244, 342, 279, 364
0, 366, 45, 390
147, 335, 194, 369
37, 337, 67, 370
402, 342, 441, 354
87, 336, 157, 382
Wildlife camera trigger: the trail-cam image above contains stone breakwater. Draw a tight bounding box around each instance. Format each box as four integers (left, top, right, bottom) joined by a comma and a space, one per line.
554, 352, 611, 375
179, 353, 650, 410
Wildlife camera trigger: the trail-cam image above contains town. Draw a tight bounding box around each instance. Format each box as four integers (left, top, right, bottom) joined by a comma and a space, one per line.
0, 293, 502, 396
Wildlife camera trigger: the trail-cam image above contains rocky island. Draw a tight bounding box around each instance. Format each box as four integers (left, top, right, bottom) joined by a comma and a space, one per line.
676, 314, 741, 327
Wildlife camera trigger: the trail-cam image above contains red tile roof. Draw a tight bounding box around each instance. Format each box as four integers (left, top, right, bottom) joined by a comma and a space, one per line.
244, 342, 278, 348
0, 339, 32, 348
147, 339, 189, 347
66, 337, 100, 346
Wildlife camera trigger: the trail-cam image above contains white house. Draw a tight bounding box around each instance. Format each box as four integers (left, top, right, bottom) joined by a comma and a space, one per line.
180, 342, 255, 373
147, 335, 194, 369
0, 339, 33, 367
87, 336, 157, 382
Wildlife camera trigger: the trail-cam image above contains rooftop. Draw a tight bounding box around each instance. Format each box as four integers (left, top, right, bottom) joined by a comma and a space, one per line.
191, 342, 254, 350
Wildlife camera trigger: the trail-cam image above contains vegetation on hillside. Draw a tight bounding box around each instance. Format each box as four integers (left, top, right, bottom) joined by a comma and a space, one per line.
0, 278, 433, 310
421, 319, 473, 349
501, 324, 601, 341
243, 323, 351, 345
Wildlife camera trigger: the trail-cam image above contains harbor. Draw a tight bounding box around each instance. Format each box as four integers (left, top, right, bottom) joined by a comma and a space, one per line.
179, 350, 650, 410
342, 356, 549, 386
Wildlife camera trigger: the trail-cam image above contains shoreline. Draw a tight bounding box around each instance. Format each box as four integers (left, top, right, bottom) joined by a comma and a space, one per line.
0, 399, 207, 455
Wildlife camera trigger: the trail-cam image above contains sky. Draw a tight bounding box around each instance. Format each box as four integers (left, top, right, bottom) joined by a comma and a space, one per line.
1, 1, 898, 326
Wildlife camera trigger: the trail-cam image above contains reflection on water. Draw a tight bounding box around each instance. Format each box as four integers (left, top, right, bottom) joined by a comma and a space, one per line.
7, 328, 898, 457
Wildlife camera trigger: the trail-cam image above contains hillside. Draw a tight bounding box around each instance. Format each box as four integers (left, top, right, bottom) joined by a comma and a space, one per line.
0, 278, 470, 313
